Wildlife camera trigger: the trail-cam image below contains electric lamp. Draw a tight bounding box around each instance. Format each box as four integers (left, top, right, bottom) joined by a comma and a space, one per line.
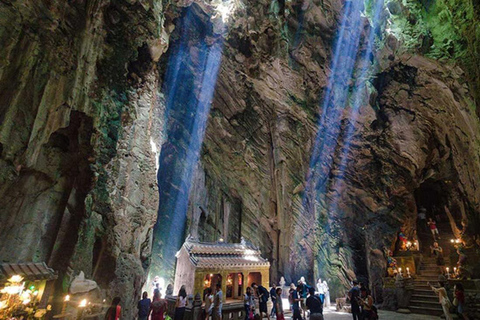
79, 299, 87, 308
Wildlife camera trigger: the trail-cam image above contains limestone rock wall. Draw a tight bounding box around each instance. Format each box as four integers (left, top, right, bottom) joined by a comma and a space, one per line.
0, 0, 167, 317
159, 0, 480, 299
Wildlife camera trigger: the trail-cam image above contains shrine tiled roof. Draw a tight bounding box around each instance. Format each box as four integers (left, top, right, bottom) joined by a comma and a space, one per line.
179, 237, 270, 268
0, 262, 57, 283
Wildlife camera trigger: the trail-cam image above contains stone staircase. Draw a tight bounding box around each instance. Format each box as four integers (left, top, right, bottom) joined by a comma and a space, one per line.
409, 257, 444, 316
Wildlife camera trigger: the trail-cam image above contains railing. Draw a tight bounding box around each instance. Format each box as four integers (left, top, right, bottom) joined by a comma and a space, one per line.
166, 295, 245, 320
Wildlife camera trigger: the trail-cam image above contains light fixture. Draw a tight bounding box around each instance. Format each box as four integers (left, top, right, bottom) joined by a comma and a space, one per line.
9, 275, 23, 283
79, 299, 87, 308
65, 295, 70, 302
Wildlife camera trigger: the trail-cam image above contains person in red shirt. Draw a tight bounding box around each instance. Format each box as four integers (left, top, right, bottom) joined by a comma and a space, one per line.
427, 218, 440, 240
105, 297, 121, 320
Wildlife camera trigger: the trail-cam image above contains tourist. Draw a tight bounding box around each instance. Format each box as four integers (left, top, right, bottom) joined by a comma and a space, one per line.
454, 283, 469, 319
138, 291, 151, 320
214, 282, 223, 320
174, 286, 187, 320
204, 288, 214, 320
428, 218, 440, 240
166, 284, 174, 296
270, 284, 277, 318
316, 279, 325, 304
291, 284, 303, 320
306, 287, 323, 320
152, 276, 163, 296
297, 279, 308, 319
150, 289, 167, 320
358, 287, 375, 320
275, 288, 284, 320
252, 282, 270, 320
288, 283, 296, 311
104, 297, 121, 320
347, 280, 361, 320
418, 207, 427, 232
244, 287, 254, 320
323, 281, 330, 309
429, 278, 453, 320
430, 242, 445, 266
457, 248, 467, 267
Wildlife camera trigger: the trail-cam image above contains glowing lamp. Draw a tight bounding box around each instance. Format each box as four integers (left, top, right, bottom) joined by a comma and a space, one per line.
79, 299, 87, 308
65, 295, 70, 302
9, 275, 23, 283
450, 239, 455, 243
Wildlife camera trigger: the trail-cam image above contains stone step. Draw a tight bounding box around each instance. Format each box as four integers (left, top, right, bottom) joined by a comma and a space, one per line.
413, 283, 437, 290
411, 294, 438, 302
412, 289, 437, 296
409, 305, 443, 316
418, 267, 441, 271
409, 299, 442, 308
416, 275, 442, 279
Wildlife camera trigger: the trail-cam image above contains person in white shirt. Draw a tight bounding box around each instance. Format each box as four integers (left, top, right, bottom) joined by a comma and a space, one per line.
323, 281, 330, 308
316, 279, 325, 304
204, 288, 214, 320
174, 286, 187, 320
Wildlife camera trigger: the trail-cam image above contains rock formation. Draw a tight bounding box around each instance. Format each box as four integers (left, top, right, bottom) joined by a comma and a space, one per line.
0, 0, 167, 317
1, 0, 480, 316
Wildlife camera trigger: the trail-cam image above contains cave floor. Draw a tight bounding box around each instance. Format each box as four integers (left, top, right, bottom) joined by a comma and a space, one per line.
321, 309, 440, 319
281, 307, 441, 319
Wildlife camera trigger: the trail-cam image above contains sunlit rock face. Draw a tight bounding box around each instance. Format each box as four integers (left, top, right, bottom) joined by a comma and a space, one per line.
157, 0, 480, 299
0, 1, 166, 317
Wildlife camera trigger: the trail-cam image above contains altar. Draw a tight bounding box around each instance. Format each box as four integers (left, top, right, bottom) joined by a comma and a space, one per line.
174, 237, 270, 300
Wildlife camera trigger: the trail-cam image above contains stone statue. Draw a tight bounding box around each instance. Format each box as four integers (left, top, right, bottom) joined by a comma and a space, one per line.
279, 276, 285, 287
70, 271, 98, 294
323, 281, 330, 308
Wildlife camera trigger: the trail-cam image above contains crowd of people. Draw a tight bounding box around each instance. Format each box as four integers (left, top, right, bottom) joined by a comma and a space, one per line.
132, 277, 336, 320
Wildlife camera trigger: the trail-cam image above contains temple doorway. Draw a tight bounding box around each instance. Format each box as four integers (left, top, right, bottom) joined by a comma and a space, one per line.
247, 272, 262, 287
226, 273, 243, 299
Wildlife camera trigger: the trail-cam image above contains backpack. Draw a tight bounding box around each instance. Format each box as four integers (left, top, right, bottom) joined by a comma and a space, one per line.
260, 286, 269, 302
